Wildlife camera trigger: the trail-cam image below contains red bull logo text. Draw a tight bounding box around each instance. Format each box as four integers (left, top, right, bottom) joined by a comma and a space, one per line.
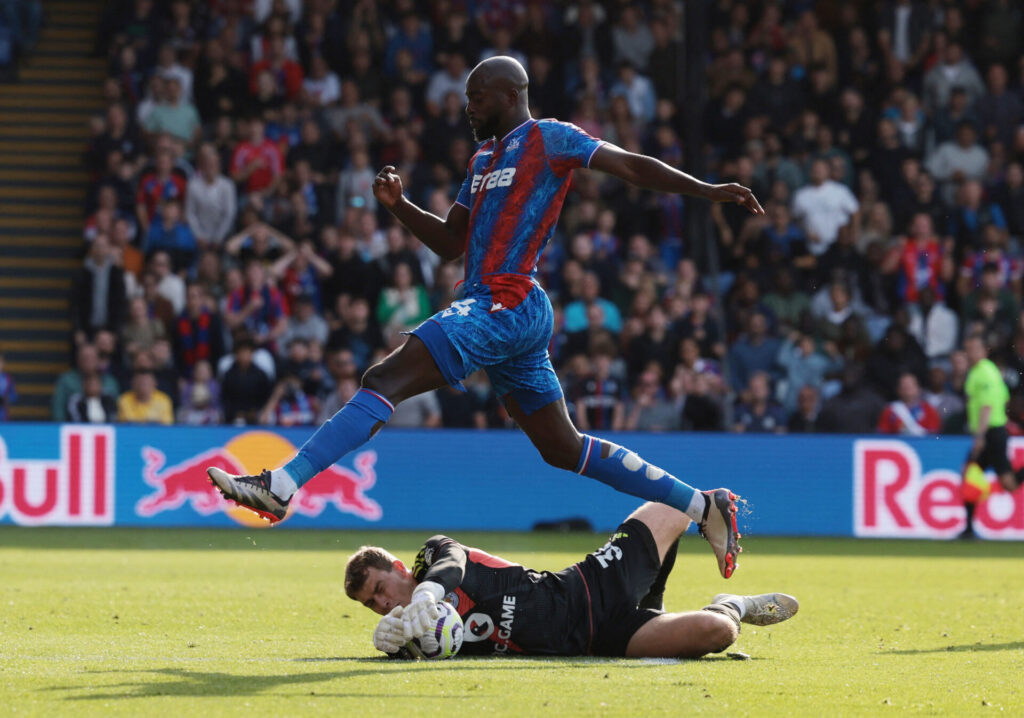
0, 426, 114, 526
855, 439, 1024, 540
136, 430, 381, 525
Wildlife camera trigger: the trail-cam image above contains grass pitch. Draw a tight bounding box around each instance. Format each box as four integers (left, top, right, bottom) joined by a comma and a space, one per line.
0, 527, 1021, 717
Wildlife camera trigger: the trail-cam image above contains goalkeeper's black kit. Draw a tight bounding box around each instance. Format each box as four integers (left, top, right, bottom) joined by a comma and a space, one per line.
411, 519, 664, 656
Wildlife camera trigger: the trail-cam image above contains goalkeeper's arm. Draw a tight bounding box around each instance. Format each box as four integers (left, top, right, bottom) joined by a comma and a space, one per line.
412, 536, 468, 593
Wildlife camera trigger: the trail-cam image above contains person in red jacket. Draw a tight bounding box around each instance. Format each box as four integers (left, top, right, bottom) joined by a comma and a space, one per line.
230, 117, 283, 199
877, 372, 941, 435
249, 34, 303, 102
895, 213, 952, 303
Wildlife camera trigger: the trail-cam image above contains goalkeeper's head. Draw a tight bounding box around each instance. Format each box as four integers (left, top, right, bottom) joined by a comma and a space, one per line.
345, 546, 416, 615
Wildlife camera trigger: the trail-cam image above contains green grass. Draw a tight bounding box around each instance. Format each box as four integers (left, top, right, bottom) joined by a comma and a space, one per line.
1, 528, 1022, 717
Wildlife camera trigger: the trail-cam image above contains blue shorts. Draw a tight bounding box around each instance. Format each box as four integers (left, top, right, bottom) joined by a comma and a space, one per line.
410, 283, 562, 414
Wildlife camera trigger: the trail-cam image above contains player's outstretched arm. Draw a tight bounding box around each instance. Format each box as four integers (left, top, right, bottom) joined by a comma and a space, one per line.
373, 165, 469, 261
589, 144, 765, 215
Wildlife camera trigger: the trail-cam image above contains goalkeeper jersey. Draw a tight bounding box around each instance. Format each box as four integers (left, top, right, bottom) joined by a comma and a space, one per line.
411, 535, 591, 656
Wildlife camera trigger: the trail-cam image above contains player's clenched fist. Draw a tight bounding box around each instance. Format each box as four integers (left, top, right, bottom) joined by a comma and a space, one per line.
401, 581, 444, 639
373, 606, 406, 654
372, 165, 403, 208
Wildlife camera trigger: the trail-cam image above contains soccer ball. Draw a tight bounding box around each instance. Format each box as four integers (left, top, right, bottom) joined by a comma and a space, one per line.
405, 601, 464, 660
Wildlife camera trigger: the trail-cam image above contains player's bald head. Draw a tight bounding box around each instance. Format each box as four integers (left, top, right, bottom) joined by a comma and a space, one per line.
465, 56, 531, 140
469, 55, 529, 90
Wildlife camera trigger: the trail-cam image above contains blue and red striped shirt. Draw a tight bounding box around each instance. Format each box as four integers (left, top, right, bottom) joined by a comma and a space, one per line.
455, 118, 603, 308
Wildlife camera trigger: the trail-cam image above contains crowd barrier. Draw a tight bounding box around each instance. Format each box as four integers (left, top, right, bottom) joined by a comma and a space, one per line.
0, 424, 1021, 539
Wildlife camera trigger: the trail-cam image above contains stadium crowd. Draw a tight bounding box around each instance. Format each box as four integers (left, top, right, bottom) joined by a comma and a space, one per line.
45, 0, 1024, 437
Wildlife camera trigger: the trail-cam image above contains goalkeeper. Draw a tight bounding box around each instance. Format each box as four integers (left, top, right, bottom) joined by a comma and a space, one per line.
345, 502, 798, 658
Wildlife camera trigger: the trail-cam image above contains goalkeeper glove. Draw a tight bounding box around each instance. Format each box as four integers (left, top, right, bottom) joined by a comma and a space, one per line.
401, 581, 444, 639
373, 606, 406, 654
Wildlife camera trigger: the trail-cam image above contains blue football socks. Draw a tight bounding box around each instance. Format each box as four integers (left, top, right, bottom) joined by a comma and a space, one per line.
576, 436, 707, 521
281, 389, 395, 490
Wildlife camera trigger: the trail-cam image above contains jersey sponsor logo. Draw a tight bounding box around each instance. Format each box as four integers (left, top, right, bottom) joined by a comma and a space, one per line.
460, 596, 517, 653
494, 595, 516, 653
470, 167, 516, 193
463, 613, 494, 642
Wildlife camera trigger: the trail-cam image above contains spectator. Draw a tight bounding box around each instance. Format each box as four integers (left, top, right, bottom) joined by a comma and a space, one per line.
923, 363, 964, 424
174, 284, 225, 378
327, 295, 385, 372
66, 370, 117, 423
609, 61, 656, 126
949, 179, 1008, 253
563, 271, 623, 334
733, 371, 786, 434
249, 34, 303, 102
787, 10, 837, 89
144, 199, 196, 270
135, 148, 187, 234
865, 325, 928, 400
727, 311, 781, 391
281, 293, 329, 349
71, 234, 127, 345
225, 260, 289, 349
388, 387, 442, 428
185, 143, 236, 249
375, 261, 431, 342
890, 213, 951, 303
922, 38, 985, 115
335, 148, 377, 224
680, 370, 724, 432
925, 122, 990, 204
225, 216, 296, 265
791, 158, 860, 258
221, 334, 273, 425
177, 359, 222, 425
877, 372, 941, 435
230, 118, 284, 201
121, 295, 166, 363
624, 368, 679, 432
300, 53, 341, 109
0, 350, 15, 421
117, 369, 173, 424
787, 384, 821, 433
425, 52, 469, 116
260, 371, 317, 426
143, 75, 200, 148
571, 343, 627, 432
818, 364, 886, 433
273, 240, 333, 311
147, 250, 185, 315
776, 331, 843, 414
907, 287, 959, 361
53, 344, 119, 421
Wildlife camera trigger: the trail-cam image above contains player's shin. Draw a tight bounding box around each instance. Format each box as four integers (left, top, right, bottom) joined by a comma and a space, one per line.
274, 388, 395, 496
576, 437, 706, 521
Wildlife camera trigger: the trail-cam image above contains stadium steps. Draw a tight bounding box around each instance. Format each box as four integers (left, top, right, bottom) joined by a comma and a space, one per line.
0, 1, 105, 420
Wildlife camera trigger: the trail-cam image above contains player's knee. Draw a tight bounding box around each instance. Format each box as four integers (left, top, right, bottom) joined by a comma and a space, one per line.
701, 613, 739, 654
537, 435, 584, 471
360, 362, 389, 394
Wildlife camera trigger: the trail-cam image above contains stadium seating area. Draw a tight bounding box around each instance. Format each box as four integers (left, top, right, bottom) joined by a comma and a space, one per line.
33, 0, 1024, 434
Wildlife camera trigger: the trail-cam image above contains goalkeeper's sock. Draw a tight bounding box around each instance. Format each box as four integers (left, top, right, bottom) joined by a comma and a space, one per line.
577, 436, 707, 521
278, 388, 394, 494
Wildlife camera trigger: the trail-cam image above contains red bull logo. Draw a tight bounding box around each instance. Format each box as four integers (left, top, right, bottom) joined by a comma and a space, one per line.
0, 426, 114, 526
855, 439, 1024, 540
136, 430, 381, 526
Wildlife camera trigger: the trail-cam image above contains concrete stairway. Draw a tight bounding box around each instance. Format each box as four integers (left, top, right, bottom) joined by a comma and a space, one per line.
0, 0, 106, 420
